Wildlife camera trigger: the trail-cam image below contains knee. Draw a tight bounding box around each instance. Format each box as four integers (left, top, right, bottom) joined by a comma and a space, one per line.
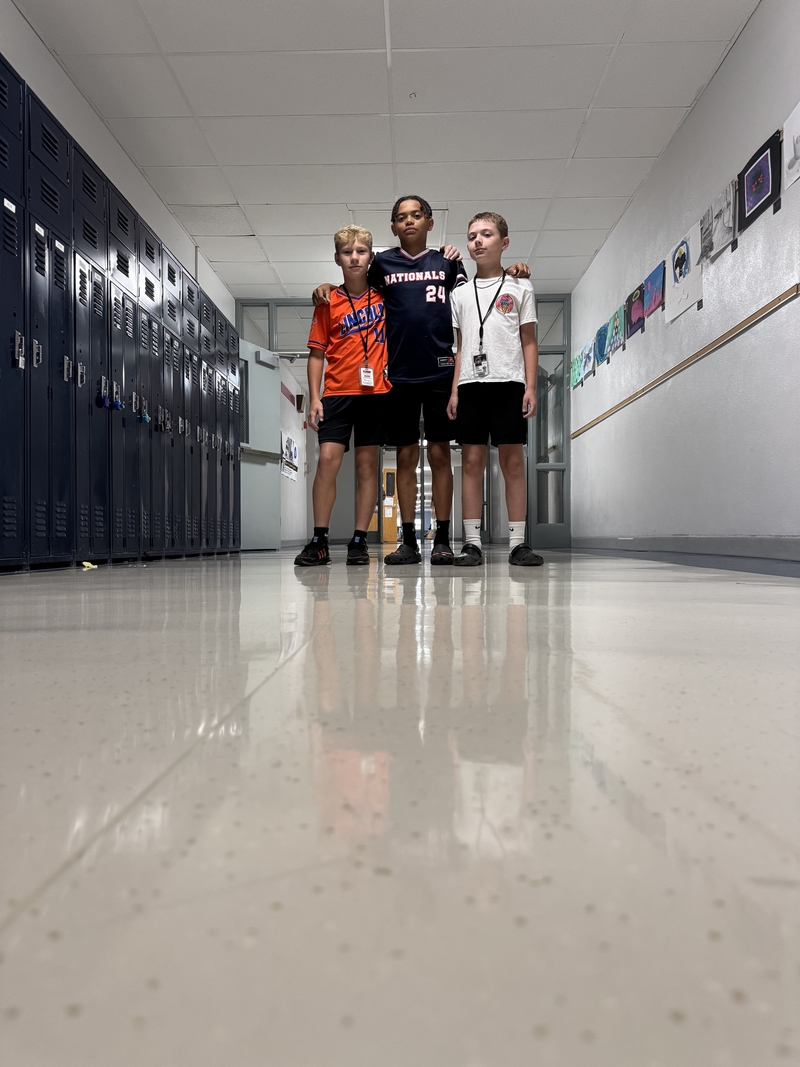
355, 452, 376, 480
397, 445, 419, 472
500, 451, 524, 479
462, 452, 485, 479
427, 442, 451, 472
317, 449, 341, 477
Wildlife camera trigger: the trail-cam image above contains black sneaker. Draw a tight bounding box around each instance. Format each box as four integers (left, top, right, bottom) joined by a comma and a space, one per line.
294, 539, 331, 567
453, 543, 483, 567
384, 542, 422, 565
508, 544, 544, 567
346, 538, 370, 566
430, 541, 454, 566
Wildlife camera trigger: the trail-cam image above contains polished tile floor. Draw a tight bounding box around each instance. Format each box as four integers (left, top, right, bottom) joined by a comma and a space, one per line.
1, 548, 798, 1067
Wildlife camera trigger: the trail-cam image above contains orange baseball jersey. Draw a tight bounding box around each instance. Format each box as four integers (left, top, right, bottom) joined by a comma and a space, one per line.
307, 287, 389, 396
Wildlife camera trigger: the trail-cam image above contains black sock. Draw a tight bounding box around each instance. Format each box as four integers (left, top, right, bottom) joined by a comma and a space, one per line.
351, 529, 368, 542
313, 526, 329, 543
402, 522, 417, 548
433, 519, 450, 545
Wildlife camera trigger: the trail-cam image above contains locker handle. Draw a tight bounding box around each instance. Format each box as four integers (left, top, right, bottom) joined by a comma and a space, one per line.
131, 392, 139, 413
32, 340, 43, 368
77, 363, 86, 388
112, 382, 122, 411
63, 357, 73, 382
14, 332, 25, 369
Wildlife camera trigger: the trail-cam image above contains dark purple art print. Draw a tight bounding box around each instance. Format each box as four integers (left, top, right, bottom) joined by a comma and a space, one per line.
625, 284, 645, 339
744, 150, 772, 215
737, 131, 781, 233
643, 262, 665, 318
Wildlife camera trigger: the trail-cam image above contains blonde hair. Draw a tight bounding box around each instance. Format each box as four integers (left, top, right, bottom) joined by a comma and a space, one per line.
334, 225, 373, 252
468, 211, 509, 239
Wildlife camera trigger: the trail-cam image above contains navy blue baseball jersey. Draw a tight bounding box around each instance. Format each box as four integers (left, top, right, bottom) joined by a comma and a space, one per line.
367, 248, 468, 384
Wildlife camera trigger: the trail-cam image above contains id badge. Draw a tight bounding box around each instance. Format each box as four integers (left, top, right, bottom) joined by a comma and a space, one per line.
360, 365, 374, 388
472, 351, 489, 378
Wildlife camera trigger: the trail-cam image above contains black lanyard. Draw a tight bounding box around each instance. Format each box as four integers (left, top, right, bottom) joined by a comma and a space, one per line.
473, 270, 507, 352
343, 287, 372, 365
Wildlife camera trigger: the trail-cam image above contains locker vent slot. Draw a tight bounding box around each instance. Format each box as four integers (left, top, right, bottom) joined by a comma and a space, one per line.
113, 295, 122, 330
115, 507, 124, 539
82, 170, 98, 204
0, 77, 8, 111
127, 509, 137, 537
166, 298, 177, 323
3, 206, 18, 255
124, 303, 134, 338
0, 135, 8, 171
192, 358, 199, 385
82, 216, 99, 249
140, 317, 149, 349
217, 351, 225, 366
186, 283, 195, 305
144, 276, 155, 301
78, 267, 89, 306
34, 501, 47, 539
2, 497, 18, 539
230, 361, 236, 377
142, 511, 150, 539
93, 279, 104, 317
165, 513, 171, 538
145, 238, 155, 263
94, 506, 105, 537
173, 348, 181, 372
167, 262, 177, 286
116, 249, 130, 277
34, 231, 47, 275
54, 502, 67, 538
79, 504, 90, 538
116, 207, 130, 237
202, 334, 211, 354
40, 123, 60, 164
152, 326, 159, 357
40, 176, 59, 214
54, 246, 67, 289
201, 302, 211, 324
186, 318, 196, 339
153, 512, 161, 539
164, 340, 171, 366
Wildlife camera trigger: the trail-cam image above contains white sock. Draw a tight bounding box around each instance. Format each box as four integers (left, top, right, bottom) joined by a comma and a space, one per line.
463, 519, 482, 549
509, 521, 526, 551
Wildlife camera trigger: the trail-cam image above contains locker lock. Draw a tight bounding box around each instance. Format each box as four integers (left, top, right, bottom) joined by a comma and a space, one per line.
178, 416, 185, 435
77, 363, 86, 388
32, 340, 43, 368
196, 425, 203, 443
14, 332, 25, 370
98, 376, 110, 408
112, 382, 122, 411
63, 357, 73, 382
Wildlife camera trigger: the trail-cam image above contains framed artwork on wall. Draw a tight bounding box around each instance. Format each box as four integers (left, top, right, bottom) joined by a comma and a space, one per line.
665, 223, 703, 323
570, 354, 582, 389
700, 180, 737, 260
783, 100, 800, 191
606, 305, 625, 356
594, 322, 609, 366
625, 283, 645, 339
580, 338, 595, 382
643, 262, 665, 318
737, 131, 781, 232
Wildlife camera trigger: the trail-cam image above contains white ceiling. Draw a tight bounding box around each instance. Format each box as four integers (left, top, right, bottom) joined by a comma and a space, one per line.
14, 0, 759, 298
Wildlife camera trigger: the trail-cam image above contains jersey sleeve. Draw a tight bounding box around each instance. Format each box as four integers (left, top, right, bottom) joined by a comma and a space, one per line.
307, 303, 330, 351
518, 280, 537, 325
449, 259, 469, 290
367, 260, 386, 292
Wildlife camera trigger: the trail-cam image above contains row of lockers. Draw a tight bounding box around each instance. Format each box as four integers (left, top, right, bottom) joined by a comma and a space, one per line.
0, 51, 241, 568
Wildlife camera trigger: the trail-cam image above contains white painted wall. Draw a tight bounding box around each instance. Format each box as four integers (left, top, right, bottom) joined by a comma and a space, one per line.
279, 365, 308, 546
570, 0, 800, 557
0, 0, 234, 320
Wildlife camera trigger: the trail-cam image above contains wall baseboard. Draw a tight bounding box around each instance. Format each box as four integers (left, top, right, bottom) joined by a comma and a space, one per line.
572, 536, 800, 562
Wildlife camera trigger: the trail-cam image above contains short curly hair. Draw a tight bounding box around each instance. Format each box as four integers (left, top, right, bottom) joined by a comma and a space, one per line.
467, 212, 508, 239
333, 225, 373, 252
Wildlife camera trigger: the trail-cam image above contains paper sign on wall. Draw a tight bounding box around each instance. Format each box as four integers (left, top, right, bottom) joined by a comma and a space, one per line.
281, 431, 299, 481
665, 223, 703, 323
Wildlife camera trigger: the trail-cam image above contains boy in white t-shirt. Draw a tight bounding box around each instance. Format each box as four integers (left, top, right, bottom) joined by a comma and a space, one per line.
447, 212, 543, 567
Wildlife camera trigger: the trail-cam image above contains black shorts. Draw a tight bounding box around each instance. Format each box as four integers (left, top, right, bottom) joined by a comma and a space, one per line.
385, 378, 455, 446
457, 381, 528, 446
318, 393, 388, 451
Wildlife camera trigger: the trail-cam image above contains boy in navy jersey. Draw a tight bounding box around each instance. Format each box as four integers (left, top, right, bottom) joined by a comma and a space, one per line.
313, 196, 529, 566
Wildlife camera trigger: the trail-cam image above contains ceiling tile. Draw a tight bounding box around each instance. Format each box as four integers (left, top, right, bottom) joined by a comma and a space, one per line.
625, 0, 758, 42
271, 262, 336, 286
391, 0, 630, 47
169, 53, 389, 117
596, 42, 727, 108
392, 47, 611, 113
502, 231, 539, 261
574, 107, 688, 158
233, 283, 288, 299
445, 200, 551, 236
13, 0, 156, 54
281, 285, 320, 300
224, 165, 394, 204
543, 197, 629, 229
143, 167, 237, 205
107, 118, 216, 167
195, 237, 266, 262
396, 160, 565, 202
200, 116, 392, 166
259, 236, 339, 263
211, 262, 280, 284
59, 55, 190, 118
535, 278, 582, 293
393, 111, 584, 163
244, 205, 351, 236
529, 255, 593, 278
533, 229, 608, 256
171, 205, 254, 236
349, 209, 447, 248
558, 157, 655, 197
139, 0, 384, 52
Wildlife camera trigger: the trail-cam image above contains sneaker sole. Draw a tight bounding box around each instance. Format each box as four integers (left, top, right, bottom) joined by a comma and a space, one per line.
453, 558, 482, 568
346, 558, 370, 566
294, 558, 331, 567
430, 552, 454, 566
383, 553, 422, 565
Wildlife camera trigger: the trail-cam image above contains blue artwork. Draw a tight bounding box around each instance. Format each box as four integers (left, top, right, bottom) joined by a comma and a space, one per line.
643, 262, 665, 318
580, 338, 595, 381
595, 322, 608, 365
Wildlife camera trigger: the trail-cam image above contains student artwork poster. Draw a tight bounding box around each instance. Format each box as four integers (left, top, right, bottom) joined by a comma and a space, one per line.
700, 181, 736, 260
625, 284, 645, 339
606, 305, 625, 356
580, 339, 595, 382
737, 131, 781, 233
570, 354, 582, 389
664, 223, 703, 323
783, 99, 800, 191
594, 322, 608, 366
643, 262, 665, 318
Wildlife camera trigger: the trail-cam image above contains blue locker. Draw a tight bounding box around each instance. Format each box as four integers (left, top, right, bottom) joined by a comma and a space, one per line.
109, 284, 137, 556
137, 218, 161, 282
187, 349, 202, 554
109, 187, 137, 297
137, 307, 153, 551
162, 246, 182, 331
148, 315, 166, 557
167, 333, 185, 557
228, 328, 240, 552
0, 57, 24, 201
27, 217, 51, 560
201, 357, 216, 552
27, 96, 71, 243
216, 368, 228, 551
72, 147, 106, 271
74, 255, 110, 560
0, 192, 26, 564
49, 234, 73, 560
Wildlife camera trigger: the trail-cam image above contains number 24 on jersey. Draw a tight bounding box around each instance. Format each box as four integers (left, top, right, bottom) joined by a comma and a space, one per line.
425, 285, 447, 304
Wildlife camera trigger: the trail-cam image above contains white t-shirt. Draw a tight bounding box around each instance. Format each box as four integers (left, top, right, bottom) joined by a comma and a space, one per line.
451, 274, 537, 386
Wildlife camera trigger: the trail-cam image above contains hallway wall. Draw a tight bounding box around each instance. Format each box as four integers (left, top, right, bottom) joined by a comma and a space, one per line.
279, 365, 308, 546
0, 0, 234, 320
570, 0, 800, 559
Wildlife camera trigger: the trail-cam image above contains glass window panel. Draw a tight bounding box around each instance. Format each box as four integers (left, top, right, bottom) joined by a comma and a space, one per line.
537, 470, 564, 524
536, 300, 564, 346
536, 351, 564, 464
275, 304, 314, 352
240, 304, 269, 348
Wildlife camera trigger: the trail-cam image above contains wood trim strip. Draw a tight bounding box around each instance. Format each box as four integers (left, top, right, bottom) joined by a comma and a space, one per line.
570, 283, 800, 440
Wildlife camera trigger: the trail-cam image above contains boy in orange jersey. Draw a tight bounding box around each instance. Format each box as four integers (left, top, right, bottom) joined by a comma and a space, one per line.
295, 225, 389, 567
